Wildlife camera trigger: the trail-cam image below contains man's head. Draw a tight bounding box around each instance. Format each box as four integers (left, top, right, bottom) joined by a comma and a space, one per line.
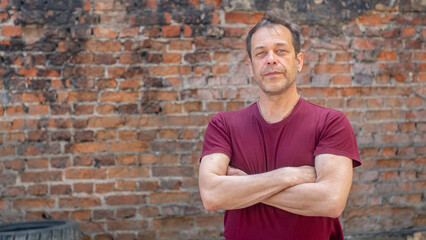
246, 9, 304, 96
246, 9, 301, 61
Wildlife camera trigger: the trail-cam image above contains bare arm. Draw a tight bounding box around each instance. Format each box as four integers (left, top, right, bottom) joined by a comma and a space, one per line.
198, 153, 316, 212
261, 154, 353, 218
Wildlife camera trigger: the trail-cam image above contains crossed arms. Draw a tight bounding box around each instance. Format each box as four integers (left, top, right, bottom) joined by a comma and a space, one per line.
199, 153, 353, 218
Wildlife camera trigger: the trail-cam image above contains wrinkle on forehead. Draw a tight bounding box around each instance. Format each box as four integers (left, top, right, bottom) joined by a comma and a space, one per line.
252, 25, 293, 49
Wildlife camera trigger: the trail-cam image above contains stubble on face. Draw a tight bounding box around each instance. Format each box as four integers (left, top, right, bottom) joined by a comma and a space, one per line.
251, 59, 298, 96
249, 26, 300, 96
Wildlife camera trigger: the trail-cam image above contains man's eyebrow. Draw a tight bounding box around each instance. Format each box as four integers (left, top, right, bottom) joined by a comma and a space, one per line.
253, 42, 290, 51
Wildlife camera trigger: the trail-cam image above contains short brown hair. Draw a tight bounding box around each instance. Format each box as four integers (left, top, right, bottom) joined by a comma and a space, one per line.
246, 9, 301, 60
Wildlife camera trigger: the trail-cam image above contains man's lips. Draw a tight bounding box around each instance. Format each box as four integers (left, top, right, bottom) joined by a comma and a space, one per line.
264, 71, 283, 77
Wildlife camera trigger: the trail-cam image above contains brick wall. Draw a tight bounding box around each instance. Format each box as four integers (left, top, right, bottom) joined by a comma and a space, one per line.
0, 0, 424, 239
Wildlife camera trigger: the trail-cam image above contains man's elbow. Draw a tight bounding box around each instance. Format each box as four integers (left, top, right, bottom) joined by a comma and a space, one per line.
202, 199, 219, 212
324, 196, 347, 218
200, 190, 220, 212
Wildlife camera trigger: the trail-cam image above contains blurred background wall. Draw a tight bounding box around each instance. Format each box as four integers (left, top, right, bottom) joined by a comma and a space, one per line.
0, 0, 424, 239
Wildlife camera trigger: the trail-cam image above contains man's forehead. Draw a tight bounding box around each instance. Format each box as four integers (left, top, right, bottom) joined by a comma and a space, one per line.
253, 42, 290, 50
252, 26, 292, 48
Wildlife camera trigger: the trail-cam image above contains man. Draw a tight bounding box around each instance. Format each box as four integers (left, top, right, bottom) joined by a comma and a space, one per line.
198, 9, 361, 240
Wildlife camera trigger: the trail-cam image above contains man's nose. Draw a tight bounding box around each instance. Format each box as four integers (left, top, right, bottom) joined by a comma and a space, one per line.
266, 51, 277, 65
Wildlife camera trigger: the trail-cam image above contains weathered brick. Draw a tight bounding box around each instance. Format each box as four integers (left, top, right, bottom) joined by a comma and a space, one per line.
13, 199, 55, 209
150, 192, 191, 204
20, 171, 62, 183
65, 168, 106, 179
67, 142, 107, 154
153, 217, 194, 230
162, 25, 181, 37
105, 194, 146, 206
109, 141, 150, 152
108, 167, 150, 178
59, 197, 101, 208
2, 26, 22, 37
51, 184, 72, 195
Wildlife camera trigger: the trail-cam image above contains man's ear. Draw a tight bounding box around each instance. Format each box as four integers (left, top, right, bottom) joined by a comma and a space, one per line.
296, 52, 304, 72
248, 58, 254, 77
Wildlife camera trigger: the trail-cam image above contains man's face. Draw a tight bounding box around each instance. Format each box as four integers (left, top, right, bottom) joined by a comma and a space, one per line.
249, 25, 303, 96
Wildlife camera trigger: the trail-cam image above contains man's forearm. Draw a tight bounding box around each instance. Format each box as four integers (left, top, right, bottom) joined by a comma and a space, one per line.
199, 153, 316, 212
262, 154, 354, 218
201, 170, 290, 211
262, 182, 345, 217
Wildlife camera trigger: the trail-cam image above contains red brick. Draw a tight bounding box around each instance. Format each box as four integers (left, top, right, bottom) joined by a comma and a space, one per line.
67, 142, 107, 154
109, 141, 150, 152
377, 51, 397, 61
162, 53, 182, 63
20, 171, 62, 183
88, 117, 123, 128
0, 146, 14, 157
149, 66, 190, 76
100, 92, 139, 102
5, 186, 25, 197
2, 26, 21, 37
162, 26, 181, 37
225, 12, 263, 24
85, 40, 122, 51
14, 199, 55, 209
93, 27, 118, 38
353, 39, 384, 50
105, 195, 146, 206
357, 13, 393, 25
169, 39, 193, 50
51, 184, 72, 195
27, 158, 48, 169
108, 167, 150, 178
153, 217, 194, 230
28, 184, 48, 196
401, 27, 416, 38
314, 64, 350, 74
95, 183, 114, 193
28, 104, 49, 115
6, 105, 25, 116
65, 168, 106, 179
117, 155, 137, 165
117, 181, 137, 191
59, 197, 101, 208
72, 210, 91, 221
120, 78, 141, 89
197, 215, 223, 227
64, 66, 105, 77
118, 27, 139, 37
149, 192, 191, 204
80, 221, 105, 233
57, 91, 98, 102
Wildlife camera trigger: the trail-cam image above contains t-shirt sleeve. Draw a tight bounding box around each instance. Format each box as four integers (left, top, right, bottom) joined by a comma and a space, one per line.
200, 113, 232, 162
313, 111, 361, 167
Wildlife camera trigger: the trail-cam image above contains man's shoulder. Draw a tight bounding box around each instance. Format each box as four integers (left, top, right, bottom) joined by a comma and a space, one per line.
300, 98, 345, 119
211, 102, 257, 122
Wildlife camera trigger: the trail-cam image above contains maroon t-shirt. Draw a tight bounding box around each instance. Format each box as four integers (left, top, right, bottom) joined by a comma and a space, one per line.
201, 98, 361, 240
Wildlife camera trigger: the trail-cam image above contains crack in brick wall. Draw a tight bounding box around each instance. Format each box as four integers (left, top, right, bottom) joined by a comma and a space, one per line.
0, 0, 425, 239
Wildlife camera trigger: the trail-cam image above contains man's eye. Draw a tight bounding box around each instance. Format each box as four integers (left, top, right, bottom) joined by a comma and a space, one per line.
277, 49, 286, 53
256, 51, 265, 56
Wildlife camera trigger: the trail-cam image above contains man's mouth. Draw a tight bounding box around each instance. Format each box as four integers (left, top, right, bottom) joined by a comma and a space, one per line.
264, 71, 283, 77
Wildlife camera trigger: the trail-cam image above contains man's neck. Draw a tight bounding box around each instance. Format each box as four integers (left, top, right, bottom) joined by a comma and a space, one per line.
257, 90, 300, 124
